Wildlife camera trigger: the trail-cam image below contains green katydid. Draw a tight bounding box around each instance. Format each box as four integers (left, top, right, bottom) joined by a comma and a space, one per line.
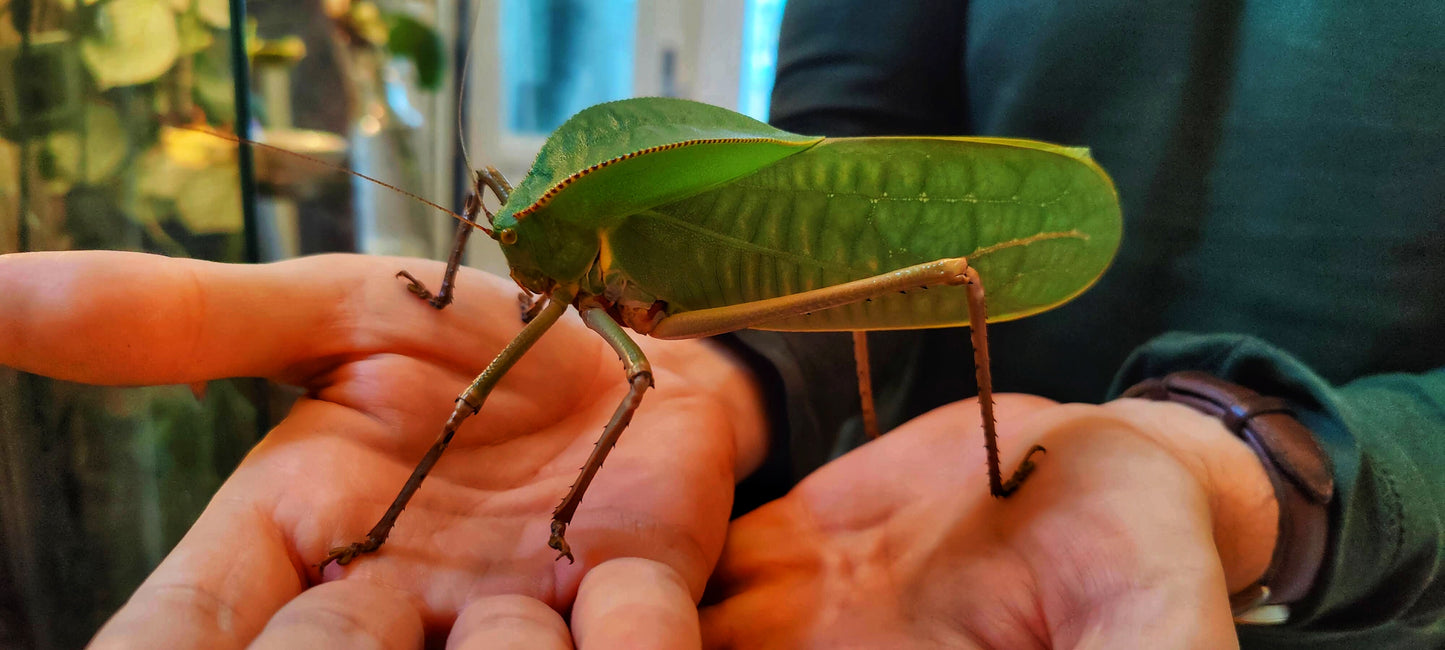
318, 96, 1122, 568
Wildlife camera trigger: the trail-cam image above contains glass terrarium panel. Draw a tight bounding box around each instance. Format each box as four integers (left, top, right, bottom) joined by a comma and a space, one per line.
0, 1, 261, 647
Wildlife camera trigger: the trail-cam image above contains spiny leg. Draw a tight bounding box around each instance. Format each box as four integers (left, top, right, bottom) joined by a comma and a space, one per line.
961, 266, 1045, 497
642, 256, 1046, 497
398, 167, 513, 309
319, 289, 573, 571
548, 303, 653, 563
852, 331, 881, 440
648, 258, 980, 340
396, 210, 475, 309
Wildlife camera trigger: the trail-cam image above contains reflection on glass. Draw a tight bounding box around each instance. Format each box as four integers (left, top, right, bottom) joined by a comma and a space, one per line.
501, 0, 637, 135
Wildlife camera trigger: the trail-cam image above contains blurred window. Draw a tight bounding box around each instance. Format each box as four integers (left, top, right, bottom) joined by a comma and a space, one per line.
739, 0, 786, 120
501, 0, 638, 134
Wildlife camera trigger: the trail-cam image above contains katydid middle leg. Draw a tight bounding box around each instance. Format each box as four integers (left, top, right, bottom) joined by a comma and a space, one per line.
319, 289, 573, 570
548, 302, 654, 563
852, 331, 881, 440
648, 257, 1044, 499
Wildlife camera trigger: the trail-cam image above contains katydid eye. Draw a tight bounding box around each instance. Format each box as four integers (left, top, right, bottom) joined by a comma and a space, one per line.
499, 229, 518, 244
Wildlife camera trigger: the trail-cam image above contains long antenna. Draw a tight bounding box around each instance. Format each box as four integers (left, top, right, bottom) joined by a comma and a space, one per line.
456, 0, 486, 173
183, 125, 487, 232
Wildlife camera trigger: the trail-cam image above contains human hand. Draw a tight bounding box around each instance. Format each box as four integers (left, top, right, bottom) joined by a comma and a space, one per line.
0, 251, 768, 647
701, 394, 1278, 649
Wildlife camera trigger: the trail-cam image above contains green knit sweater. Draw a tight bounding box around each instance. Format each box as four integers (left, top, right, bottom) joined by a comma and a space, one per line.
730, 1, 1445, 646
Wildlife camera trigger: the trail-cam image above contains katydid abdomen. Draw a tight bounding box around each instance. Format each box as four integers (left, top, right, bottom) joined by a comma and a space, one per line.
603, 136, 1121, 331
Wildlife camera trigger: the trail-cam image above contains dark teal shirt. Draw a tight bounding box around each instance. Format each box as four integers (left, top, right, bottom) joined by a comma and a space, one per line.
732, 1, 1445, 646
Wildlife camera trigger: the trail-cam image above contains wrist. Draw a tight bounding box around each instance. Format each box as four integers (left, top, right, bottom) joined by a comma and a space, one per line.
1103, 398, 1279, 594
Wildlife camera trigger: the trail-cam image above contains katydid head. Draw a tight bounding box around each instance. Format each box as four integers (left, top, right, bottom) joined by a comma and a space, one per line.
490, 201, 600, 295
462, 168, 560, 293
465, 166, 591, 294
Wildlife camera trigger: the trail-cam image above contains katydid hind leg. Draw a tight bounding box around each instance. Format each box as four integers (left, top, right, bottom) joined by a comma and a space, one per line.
319, 291, 573, 571
548, 304, 654, 563
644, 255, 1047, 496
648, 257, 979, 340
962, 266, 1046, 498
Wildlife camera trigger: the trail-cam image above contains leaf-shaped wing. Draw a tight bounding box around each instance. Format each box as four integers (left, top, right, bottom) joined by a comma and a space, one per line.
495, 97, 821, 228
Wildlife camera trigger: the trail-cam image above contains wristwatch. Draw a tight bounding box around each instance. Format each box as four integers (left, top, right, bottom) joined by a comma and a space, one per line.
1122, 371, 1335, 625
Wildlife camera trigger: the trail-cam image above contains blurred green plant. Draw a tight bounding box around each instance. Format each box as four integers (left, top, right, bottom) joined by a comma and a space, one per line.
337, 0, 446, 90
0, 3, 448, 645
1, 0, 250, 254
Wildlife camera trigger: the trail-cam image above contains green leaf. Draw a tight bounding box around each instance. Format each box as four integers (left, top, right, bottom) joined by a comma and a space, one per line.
177, 10, 215, 56
177, 9, 213, 54
191, 38, 236, 124
384, 14, 444, 90
44, 101, 127, 187
194, 0, 229, 28
173, 163, 241, 233
137, 127, 242, 234
80, 0, 181, 89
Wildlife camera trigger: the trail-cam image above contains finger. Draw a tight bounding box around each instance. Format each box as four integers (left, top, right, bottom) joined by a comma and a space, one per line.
249, 580, 424, 650
447, 595, 572, 650
702, 498, 815, 597
0, 251, 524, 385
700, 580, 810, 650
571, 558, 700, 649
89, 498, 305, 648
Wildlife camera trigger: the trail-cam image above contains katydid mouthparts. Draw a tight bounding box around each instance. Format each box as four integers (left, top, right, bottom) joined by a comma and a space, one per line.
306, 96, 1122, 569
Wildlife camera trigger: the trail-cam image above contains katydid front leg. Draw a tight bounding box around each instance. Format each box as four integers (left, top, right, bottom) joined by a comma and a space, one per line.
319, 289, 574, 570
397, 167, 512, 309
548, 302, 654, 563
396, 209, 476, 309
649, 257, 1045, 499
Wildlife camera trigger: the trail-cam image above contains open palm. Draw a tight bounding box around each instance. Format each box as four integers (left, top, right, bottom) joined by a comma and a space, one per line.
701, 395, 1271, 649
1, 251, 765, 648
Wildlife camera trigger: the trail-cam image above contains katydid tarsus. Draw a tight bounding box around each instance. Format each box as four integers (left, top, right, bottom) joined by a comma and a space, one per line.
244, 96, 1122, 568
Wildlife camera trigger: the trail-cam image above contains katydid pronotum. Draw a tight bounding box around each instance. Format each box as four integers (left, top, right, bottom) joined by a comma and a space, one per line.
301, 96, 1122, 568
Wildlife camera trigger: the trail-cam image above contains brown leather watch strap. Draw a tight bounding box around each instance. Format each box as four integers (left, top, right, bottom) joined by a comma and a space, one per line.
1122, 371, 1334, 623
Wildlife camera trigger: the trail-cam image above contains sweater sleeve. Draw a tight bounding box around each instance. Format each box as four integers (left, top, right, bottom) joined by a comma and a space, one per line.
736, 0, 1445, 644
1109, 332, 1445, 647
